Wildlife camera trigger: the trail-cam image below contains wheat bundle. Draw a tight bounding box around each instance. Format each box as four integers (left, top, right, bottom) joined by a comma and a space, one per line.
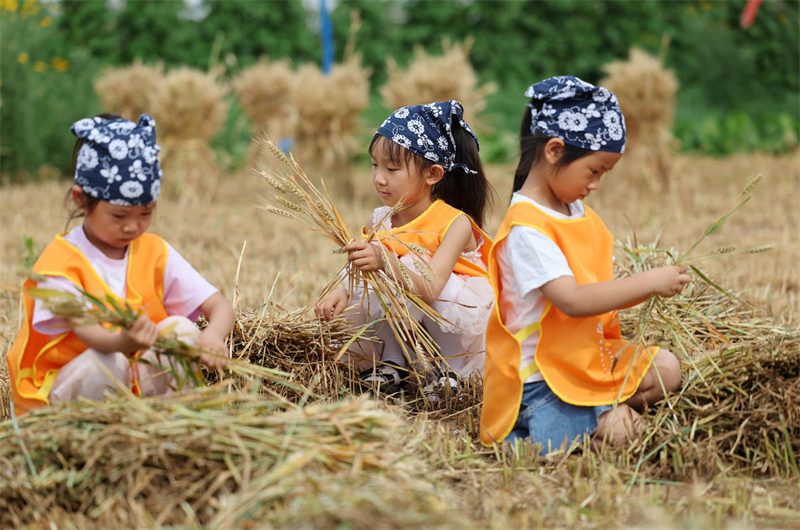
600, 48, 679, 190
234, 58, 295, 130
204, 303, 366, 401
289, 55, 370, 178
94, 60, 164, 122
234, 58, 296, 167
380, 38, 496, 129
611, 207, 797, 478
0, 387, 467, 529
630, 337, 799, 480
153, 67, 229, 201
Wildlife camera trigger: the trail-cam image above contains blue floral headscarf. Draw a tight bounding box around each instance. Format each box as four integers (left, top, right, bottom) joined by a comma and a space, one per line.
70, 114, 162, 205
525, 75, 626, 154
376, 100, 480, 174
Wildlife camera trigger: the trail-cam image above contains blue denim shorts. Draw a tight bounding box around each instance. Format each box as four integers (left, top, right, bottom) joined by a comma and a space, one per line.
505, 381, 612, 455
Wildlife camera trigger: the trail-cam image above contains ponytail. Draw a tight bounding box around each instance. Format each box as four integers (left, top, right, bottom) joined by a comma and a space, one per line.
432, 123, 493, 229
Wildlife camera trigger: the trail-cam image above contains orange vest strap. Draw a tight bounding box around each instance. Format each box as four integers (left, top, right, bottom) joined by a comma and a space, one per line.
371, 200, 492, 278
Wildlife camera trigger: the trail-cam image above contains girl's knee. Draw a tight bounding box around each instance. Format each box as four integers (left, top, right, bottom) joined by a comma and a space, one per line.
594, 404, 644, 447
654, 349, 682, 393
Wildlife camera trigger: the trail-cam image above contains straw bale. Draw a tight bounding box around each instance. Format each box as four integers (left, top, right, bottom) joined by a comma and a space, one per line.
234, 58, 297, 169
152, 67, 229, 202
614, 240, 799, 479
290, 55, 371, 180
634, 338, 800, 479
0, 388, 471, 529
600, 48, 679, 190
204, 303, 363, 401
153, 67, 229, 142
380, 38, 496, 129
234, 58, 295, 130
94, 60, 164, 122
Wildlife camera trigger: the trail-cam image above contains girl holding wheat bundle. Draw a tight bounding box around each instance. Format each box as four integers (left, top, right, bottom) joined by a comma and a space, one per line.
6, 114, 235, 416
480, 76, 689, 453
315, 100, 494, 400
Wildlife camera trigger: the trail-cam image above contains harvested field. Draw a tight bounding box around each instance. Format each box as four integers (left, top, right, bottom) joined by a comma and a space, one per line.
1, 149, 798, 528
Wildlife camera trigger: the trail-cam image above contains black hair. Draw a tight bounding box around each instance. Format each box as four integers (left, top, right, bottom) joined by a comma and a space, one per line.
64, 113, 121, 230
368, 123, 494, 229
512, 100, 593, 195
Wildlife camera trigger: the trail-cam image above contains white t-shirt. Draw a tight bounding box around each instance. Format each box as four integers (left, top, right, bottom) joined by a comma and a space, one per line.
32, 225, 218, 335
495, 193, 585, 383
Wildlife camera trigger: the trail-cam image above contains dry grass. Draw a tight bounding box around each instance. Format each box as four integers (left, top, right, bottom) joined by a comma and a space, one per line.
1, 149, 799, 529
380, 38, 496, 129
0, 387, 476, 529
94, 60, 164, 122
600, 47, 679, 190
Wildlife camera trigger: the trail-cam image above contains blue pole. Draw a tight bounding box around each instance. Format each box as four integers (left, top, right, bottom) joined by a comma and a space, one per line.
320, 0, 334, 75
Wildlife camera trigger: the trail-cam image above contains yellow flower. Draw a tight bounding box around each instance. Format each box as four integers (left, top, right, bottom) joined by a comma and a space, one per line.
4, 0, 19, 12
40, 15, 51, 27
17, 51, 29, 64
20, 0, 37, 17
33, 60, 46, 73
50, 56, 69, 72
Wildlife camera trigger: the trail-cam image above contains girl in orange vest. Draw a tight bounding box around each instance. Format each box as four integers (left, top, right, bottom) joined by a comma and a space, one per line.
6, 114, 235, 416
480, 77, 689, 452
316, 101, 494, 400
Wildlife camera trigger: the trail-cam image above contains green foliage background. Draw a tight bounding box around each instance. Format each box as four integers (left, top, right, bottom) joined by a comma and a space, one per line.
2, 0, 798, 180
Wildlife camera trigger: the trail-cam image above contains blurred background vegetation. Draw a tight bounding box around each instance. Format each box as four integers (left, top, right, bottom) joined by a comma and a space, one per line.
1, 0, 798, 182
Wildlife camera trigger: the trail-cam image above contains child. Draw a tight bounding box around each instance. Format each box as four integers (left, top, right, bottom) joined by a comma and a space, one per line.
7, 114, 235, 416
316, 100, 494, 397
480, 77, 689, 453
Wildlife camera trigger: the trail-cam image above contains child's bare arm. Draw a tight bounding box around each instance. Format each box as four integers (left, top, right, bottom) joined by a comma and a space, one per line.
539, 266, 690, 318
73, 314, 158, 354
196, 293, 235, 368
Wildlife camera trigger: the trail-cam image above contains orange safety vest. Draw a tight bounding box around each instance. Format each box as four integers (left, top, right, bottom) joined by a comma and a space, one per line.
480, 201, 657, 446
6, 232, 169, 415
371, 199, 492, 278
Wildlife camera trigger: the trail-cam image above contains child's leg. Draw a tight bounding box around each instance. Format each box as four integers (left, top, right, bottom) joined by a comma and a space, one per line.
137, 316, 201, 397
592, 404, 645, 450
49, 350, 132, 404
625, 348, 681, 411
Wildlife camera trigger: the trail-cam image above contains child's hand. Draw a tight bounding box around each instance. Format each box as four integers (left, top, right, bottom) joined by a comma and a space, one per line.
123, 314, 159, 350
344, 240, 384, 272
315, 287, 349, 321
197, 330, 229, 369
648, 266, 691, 298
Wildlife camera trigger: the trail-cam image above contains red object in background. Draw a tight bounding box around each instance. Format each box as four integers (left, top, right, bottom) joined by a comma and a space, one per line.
741, 0, 763, 29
